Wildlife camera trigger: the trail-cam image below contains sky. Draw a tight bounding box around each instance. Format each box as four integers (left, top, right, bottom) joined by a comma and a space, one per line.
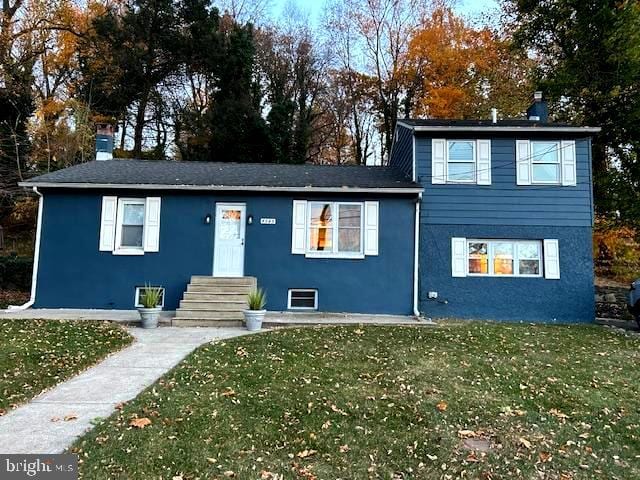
270, 0, 501, 27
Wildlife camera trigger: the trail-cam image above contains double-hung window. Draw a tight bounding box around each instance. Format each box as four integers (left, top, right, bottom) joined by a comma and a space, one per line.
100, 196, 161, 255
467, 239, 542, 277
307, 202, 363, 257
447, 140, 476, 182
531, 141, 561, 183
115, 199, 145, 254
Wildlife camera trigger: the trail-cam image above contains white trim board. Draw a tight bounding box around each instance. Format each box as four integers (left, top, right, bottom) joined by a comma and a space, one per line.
397, 121, 600, 134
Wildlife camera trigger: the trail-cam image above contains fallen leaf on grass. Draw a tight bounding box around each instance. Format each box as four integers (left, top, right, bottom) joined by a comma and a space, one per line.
549, 408, 569, 420
206, 457, 217, 464
339, 445, 350, 453
297, 449, 317, 458
0, 409, 5, 417
129, 417, 151, 429
458, 430, 476, 438
223, 471, 235, 477
539, 451, 552, 463
518, 437, 532, 450
436, 401, 448, 412
330, 405, 347, 416
222, 388, 236, 397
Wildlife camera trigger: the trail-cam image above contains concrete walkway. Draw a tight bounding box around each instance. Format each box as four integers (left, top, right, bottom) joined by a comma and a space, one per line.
0, 326, 248, 454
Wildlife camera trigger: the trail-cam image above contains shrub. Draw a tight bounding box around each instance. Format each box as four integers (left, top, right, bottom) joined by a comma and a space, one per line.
0, 256, 33, 290
593, 218, 640, 283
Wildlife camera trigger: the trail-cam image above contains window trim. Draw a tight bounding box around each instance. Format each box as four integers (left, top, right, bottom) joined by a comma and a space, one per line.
114, 198, 146, 255
466, 239, 543, 278
287, 289, 318, 310
305, 201, 365, 259
134, 286, 165, 308
446, 139, 477, 184
531, 140, 561, 185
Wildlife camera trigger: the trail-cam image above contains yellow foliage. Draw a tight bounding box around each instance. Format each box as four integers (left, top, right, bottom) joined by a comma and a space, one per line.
593, 217, 640, 283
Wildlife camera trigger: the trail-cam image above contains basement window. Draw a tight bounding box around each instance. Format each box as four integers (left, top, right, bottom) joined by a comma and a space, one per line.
135, 286, 165, 308
288, 289, 318, 310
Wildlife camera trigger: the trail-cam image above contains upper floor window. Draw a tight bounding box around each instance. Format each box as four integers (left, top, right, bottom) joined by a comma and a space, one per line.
432, 139, 491, 185
447, 141, 476, 182
531, 141, 561, 183
516, 139, 576, 186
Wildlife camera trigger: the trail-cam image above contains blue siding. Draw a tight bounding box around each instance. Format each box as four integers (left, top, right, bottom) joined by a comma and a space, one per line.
388, 125, 413, 179
419, 224, 594, 323
34, 190, 416, 315
416, 135, 594, 227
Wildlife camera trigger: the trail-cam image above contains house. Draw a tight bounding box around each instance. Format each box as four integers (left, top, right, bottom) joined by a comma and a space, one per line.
16, 93, 600, 324
390, 94, 600, 322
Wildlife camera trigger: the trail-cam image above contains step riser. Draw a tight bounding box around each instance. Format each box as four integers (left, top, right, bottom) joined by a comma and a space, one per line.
173, 319, 243, 328
183, 293, 248, 302
175, 310, 245, 320
190, 276, 256, 286
179, 301, 247, 310
187, 285, 254, 293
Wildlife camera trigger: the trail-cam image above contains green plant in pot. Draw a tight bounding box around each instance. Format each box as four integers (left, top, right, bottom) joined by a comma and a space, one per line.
138, 284, 163, 329
244, 288, 266, 331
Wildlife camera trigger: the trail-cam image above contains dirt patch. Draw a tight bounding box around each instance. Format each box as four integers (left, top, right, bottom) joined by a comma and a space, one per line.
0, 290, 29, 309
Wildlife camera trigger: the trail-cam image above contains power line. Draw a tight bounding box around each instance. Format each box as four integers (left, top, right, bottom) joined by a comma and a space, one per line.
430, 141, 575, 184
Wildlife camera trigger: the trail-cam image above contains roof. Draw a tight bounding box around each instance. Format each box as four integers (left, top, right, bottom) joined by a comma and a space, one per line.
398, 118, 600, 133
20, 160, 422, 194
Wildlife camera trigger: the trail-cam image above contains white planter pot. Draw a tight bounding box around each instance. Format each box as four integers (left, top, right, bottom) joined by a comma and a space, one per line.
138, 307, 162, 329
243, 309, 266, 331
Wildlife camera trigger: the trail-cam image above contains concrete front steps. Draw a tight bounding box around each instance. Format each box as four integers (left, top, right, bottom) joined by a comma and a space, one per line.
173, 276, 256, 327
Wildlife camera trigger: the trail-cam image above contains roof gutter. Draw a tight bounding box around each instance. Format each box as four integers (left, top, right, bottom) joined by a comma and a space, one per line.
18, 182, 424, 194
397, 121, 601, 134
6, 187, 43, 312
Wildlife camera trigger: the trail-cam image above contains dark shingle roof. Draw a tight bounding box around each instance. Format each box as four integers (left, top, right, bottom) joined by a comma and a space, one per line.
398, 118, 599, 132
21, 160, 421, 192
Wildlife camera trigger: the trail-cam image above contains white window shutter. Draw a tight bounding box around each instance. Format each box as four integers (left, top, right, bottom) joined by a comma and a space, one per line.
291, 200, 307, 254
561, 140, 577, 186
99, 196, 118, 251
143, 197, 161, 252
432, 138, 446, 184
476, 139, 491, 185
543, 239, 560, 279
516, 140, 531, 185
364, 201, 379, 256
451, 237, 467, 277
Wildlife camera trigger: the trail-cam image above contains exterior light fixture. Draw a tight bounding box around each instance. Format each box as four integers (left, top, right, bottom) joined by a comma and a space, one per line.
204, 214, 212, 224
247, 215, 253, 225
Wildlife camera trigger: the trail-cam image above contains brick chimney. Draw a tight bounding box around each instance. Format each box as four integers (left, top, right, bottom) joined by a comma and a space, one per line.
526, 91, 549, 122
95, 123, 114, 161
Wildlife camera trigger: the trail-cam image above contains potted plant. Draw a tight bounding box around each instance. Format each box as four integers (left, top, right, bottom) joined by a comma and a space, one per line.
137, 284, 163, 329
244, 288, 266, 331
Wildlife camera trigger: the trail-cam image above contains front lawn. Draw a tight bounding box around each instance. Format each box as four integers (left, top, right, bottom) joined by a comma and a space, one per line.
0, 319, 132, 412
73, 324, 640, 479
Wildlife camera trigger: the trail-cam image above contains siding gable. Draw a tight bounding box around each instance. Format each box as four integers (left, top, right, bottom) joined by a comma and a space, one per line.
388, 124, 414, 180
415, 135, 594, 227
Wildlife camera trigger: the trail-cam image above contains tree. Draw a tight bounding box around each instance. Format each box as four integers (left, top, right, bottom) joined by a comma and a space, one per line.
506, 0, 640, 222
78, 0, 181, 157
404, 6, 532, 119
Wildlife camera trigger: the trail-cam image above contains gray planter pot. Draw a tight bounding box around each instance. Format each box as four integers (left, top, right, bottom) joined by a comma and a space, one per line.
138, 307, 162, 329
243, 309, 266, 331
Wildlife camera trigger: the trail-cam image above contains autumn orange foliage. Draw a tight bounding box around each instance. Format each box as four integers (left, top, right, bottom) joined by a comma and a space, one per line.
404, 7, 532, 119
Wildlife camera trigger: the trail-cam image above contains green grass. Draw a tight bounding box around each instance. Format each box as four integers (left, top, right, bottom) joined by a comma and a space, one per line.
73, 323, 640, 479
0, 319, 132, 412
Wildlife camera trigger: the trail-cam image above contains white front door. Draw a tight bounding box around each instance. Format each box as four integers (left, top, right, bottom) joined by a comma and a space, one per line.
213, 203, 246, 277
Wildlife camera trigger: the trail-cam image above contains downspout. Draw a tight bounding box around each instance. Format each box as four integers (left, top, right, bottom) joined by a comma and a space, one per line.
413, 193, 421, 318
7, 187, 43, 311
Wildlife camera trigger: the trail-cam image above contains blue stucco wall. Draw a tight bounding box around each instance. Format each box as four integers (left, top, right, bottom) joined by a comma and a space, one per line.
34, 190, 416, 314
419, 224, 594, 323
416, 134, 594, 227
